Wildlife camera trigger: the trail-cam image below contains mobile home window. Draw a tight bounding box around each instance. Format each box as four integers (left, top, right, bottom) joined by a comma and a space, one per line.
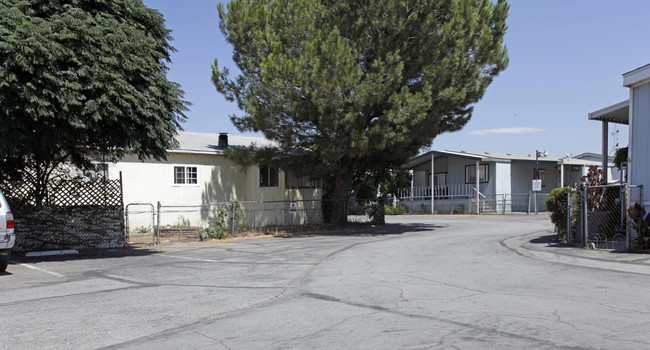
260, 165, 279, 188
434, 173, 448, 187
85, 162, 108, 179
465, 164, 488, 183
286, 171, 319, 188
174, 166, 198, 185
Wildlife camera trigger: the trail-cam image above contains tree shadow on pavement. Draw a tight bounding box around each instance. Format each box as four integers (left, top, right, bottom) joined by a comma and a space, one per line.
528, 234, 577, 249
278, 223, 445, 239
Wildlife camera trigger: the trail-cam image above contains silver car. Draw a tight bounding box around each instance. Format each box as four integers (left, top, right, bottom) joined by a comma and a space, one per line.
0, 190, 15, 272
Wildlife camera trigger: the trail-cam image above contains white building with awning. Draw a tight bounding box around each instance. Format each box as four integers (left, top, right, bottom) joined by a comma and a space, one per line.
589, 63, 650, 211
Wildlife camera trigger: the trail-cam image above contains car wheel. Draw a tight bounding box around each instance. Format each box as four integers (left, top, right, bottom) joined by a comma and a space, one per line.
0, 258, 7, 272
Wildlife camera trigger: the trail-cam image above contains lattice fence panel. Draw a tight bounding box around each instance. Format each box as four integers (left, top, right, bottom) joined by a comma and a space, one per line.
1, 179, 121, 206
51, 180, 122, 206
0, 178, 125, 251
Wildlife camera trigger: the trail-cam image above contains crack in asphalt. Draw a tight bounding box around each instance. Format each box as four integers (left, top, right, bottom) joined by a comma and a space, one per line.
273, 310, 380, 348
99, 233, 414, 349
194, 331, 232, 350
301, 291, 595, 350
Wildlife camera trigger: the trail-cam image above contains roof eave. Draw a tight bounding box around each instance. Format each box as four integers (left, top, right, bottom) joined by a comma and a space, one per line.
623, 63, 650, 87
588, 100, 629, 125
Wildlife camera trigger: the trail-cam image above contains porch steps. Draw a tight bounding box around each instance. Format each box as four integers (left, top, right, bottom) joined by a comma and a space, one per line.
470, 197, 497, 214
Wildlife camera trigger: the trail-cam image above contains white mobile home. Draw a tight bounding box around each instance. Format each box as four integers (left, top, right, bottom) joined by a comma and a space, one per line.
103, 131, 321, 228
588, 63, 650, 212
401, 150, 599, 214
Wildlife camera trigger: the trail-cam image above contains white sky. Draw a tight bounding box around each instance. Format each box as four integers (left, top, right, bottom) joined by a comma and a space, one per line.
143, 0, 649, 158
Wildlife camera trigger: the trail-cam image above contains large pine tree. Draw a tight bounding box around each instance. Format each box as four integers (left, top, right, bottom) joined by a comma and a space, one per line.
214, 0, 509, 224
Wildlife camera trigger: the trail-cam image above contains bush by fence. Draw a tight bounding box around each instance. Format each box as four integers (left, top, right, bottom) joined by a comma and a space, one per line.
546, 187, 579, 243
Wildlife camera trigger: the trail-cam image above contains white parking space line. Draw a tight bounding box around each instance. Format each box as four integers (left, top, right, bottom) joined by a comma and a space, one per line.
163, 254, 220, 263
13, 262, 65, 278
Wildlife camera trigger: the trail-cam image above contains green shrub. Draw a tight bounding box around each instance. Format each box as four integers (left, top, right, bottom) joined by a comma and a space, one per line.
452, 204, 465, 214
385, 203, 408, 215
134, 226, 151, 234
628, 203, 650, 250
546, 187, 579, 243
197, 201, 243, 240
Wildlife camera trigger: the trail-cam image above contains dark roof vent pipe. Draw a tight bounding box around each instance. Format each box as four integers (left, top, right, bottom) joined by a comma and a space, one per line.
218, 133, 228, 148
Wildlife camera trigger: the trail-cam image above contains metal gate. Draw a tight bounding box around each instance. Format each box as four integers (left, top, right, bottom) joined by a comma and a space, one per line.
125, 203, 156, 244
568, 184, 643, 251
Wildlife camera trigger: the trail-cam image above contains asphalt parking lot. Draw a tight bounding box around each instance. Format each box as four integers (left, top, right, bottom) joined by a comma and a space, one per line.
2, 214, 650, 349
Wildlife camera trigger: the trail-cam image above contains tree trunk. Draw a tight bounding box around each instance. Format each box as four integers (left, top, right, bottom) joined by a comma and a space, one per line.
372, 196, 386, 225
327, 161, 357, 225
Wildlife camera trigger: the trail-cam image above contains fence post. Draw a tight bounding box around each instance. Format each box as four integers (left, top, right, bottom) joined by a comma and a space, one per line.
502, 194, 506, 214
231, 202, 235, 236
527, 191, 531, 215
625, 185, 630, 252
567, 190, 572, 244
120, 171, 126, 243
583, 187, 588, 248
125, 204, 130, 242
156, 201, 161, 245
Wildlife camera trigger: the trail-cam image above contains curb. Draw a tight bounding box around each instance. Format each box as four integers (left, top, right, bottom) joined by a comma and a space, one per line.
503, 234, 650, 275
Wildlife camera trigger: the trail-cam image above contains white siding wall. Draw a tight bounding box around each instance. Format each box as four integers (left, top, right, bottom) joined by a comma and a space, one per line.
494, 162, 512, 213
562, 165, 585, 187
445, 157, 490, 195
412, 162, 429, 187
630, 82, 650, 209
110, 153, 321, 227
494, 162, 511, 194
412, 156, 491, 194
510, 161, 557, 195
111, 153, 253, 206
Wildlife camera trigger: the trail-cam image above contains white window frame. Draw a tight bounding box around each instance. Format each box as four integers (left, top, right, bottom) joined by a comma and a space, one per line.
173, 165, 199, 186
259, 165, 280, 188
86, 162, 109, 179
465, 164, 489, 184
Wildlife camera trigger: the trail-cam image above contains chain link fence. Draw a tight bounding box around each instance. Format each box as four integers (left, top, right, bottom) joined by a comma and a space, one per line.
126, 200, 324, 244
125, 203, 156, 244
568, 184, 643, 251
394, 192, 549, 214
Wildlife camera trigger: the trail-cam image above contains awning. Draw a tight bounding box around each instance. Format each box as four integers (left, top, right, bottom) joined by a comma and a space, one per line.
588, 100, 629, 125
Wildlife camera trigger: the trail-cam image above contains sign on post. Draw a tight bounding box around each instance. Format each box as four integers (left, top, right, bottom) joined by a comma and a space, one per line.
289, 200, 297, 213
532, 179, 542, 192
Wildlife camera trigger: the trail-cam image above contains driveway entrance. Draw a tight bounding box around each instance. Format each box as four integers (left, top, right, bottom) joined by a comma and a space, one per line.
2, 215, 648, 349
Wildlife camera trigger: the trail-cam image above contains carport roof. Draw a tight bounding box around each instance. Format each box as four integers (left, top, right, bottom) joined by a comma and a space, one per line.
588, 100, 629, 125
404, 150, 600, 169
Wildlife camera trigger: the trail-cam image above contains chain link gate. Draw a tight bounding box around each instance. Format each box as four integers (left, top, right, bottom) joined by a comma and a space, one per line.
568, 184, 643, 251
125, 203, 156, 244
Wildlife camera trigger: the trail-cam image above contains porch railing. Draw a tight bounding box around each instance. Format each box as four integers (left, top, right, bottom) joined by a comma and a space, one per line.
397, 184, 479, 199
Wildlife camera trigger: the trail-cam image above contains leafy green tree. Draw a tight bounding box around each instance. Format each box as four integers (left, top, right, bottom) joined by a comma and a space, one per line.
353, 168, 412, 225
0, 0, 188, 203
214, 0, 509, 224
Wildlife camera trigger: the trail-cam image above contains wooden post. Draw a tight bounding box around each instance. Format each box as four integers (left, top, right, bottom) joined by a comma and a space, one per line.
431, 153, 435, 214
476, 160, 480, 214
